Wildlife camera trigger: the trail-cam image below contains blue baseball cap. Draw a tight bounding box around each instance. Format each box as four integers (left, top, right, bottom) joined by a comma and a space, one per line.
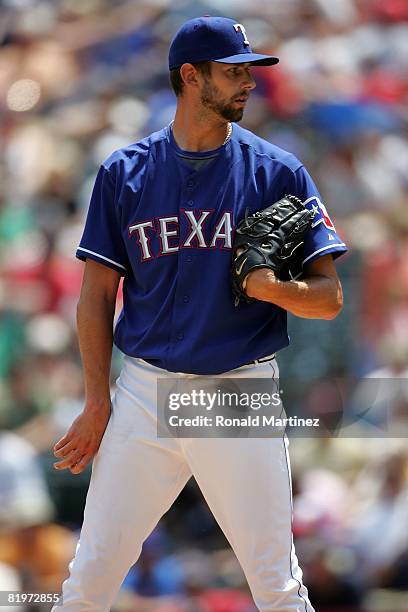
169, 16, 279, 70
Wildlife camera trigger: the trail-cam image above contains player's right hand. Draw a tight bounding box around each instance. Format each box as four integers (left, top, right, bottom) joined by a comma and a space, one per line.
53, 402, 111, 474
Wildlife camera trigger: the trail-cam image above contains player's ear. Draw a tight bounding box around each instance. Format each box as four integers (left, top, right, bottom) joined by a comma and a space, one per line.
180, 63, 200, 89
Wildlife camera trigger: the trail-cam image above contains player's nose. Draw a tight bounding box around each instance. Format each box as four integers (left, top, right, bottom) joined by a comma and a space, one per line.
242, 72, 256, 91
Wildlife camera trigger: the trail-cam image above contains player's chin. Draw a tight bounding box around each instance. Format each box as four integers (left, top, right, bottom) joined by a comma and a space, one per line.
221, 107, 244, 122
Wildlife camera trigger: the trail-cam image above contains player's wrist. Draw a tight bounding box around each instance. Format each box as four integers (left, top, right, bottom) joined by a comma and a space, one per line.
245, 268, 278, 300
83, 397, 112, 416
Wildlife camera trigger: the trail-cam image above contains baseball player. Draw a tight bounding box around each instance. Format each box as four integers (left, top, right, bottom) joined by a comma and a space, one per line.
52, 16, 347, 612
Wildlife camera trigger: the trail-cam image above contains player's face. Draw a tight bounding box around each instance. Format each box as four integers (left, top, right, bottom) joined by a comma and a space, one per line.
199, 62, 256, 122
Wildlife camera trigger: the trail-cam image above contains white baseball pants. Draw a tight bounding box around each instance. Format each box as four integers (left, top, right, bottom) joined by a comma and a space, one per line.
52, 356, 314, 612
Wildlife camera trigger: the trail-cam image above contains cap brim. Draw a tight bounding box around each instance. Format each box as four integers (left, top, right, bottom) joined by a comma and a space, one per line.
213, 53, 279, 66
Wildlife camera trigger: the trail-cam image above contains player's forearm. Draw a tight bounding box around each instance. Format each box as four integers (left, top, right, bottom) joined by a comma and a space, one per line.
246, 269, 343, 319
77, 294, 116, 410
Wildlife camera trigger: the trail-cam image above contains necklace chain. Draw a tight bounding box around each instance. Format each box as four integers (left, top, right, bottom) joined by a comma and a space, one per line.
170, 121, 232, 147
223, 122, 232, 145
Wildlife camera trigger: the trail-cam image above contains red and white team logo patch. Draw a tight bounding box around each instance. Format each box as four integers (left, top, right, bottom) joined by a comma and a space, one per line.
305, 196, 336, 231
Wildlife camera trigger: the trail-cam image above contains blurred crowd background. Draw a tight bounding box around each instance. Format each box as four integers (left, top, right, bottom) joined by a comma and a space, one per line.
1, 0, 408, 610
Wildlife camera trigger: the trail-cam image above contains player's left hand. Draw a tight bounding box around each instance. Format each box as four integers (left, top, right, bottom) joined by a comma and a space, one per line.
231, 195, 315, 305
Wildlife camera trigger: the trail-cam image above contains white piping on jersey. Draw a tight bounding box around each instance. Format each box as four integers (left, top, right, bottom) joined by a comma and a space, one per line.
302, 243, 346, 266
77, 243, 345, 276
77, 247, 127, 271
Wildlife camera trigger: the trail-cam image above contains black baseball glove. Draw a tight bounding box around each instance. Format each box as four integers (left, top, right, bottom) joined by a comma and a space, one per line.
231, 195, 315, 305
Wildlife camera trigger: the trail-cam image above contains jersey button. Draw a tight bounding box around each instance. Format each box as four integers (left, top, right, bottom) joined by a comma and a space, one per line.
187, 200, 194, 206
177, 332, 184, 340
183, 295, 189, 303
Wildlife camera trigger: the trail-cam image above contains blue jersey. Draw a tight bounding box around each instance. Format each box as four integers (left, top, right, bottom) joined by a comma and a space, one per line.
77, 124, 347, 375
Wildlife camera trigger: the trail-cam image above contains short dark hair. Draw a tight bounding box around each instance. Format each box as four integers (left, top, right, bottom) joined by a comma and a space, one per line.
169, 61, 212, 96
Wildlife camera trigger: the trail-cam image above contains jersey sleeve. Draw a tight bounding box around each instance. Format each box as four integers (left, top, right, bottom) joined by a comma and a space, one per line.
285, 165, 348, 273
76, 164, 129, 275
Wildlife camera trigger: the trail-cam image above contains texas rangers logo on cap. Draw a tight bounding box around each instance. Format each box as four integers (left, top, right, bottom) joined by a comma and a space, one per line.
233, 23, 250, 46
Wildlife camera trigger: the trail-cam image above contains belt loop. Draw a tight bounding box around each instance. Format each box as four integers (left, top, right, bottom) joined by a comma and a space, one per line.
255, 353, 276, 365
